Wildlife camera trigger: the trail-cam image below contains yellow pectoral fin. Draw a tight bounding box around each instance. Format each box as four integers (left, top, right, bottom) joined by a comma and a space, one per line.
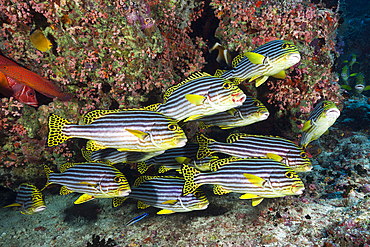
272, 70, 286, 79
175, 157, 192, 164
252, 198, 264, 206
74, 194, 95, 204
126, 129, 149, 140
185, 94, 206, 106
227, 108, 237, 116
255, 76, 269, 87
301, 120, 312, 132
3, 203, 22, 208
266, 153, 283, 162
162, 200, 177, 205
243, 173, 265, 187
239, 193, 260, 199
184, 114, 203, 122
79, 181, 97, 188
364, 85, 370, 91
244, 52, 265, 64
157, 209, 175, 214
324, 130, 329, 135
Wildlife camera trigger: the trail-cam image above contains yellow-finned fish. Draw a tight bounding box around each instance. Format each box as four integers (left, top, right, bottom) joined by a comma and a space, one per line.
114, 176, 209, 214
299, 101, 340, 148
196, 133, 312, 173
340, 65, 356, 88
47, 109, 187, 152
353, 72, 370, 95
195, 96, 269, 129
3, 183, 46, 215
42, 162, 131, 206
156, 72, 246, 122
215, 40, 301, 87
181, 156, 305, 206
343, 53, 358, 70
29, 29, 52, 52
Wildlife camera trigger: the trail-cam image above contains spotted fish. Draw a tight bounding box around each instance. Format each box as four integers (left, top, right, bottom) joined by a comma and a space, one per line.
195, 96, 269, 129
42, 162, 131, 206
47, 109, 187, 152
299, 101, 340, 148
197, 133, 312, 172
216, 40, 301, 87
181, 157, 305, 206
156, 72, 246, 122
3, 183, 46, 215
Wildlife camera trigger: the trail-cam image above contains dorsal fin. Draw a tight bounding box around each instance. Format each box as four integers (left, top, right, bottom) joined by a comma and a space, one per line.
134, 176, 159, 187
142, 103, 161, 111
163, 72, 211, 103
60, 162, 75, 173
232, 53, 247, 68
210, 156, 243, 172
226, 133, 248, 143
83, 109, 122, 125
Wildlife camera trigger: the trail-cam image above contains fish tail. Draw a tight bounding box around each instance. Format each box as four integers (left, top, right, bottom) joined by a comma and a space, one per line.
181, 164, 200, 196
41, 164, 54, 191
47, 114, 71, 147
196, 133, 215, 159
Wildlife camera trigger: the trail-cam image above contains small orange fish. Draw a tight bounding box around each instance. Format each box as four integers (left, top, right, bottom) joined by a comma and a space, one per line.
0, 63, 72, 101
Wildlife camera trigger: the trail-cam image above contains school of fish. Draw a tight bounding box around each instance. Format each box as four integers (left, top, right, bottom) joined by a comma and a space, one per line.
4, 40, 341, 225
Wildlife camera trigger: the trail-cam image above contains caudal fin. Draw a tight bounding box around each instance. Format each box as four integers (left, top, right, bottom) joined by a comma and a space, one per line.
181, 164, 201, 196
47, 114, 71, 147
196, 133, 215, 159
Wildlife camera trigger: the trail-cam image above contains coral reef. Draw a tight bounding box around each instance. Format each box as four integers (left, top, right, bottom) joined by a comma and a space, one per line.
211, 0, 343, 136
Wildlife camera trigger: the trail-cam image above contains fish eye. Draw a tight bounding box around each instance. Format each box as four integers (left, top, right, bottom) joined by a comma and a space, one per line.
285, 171, 294, 179
28, 92, 34, 96
252, 101, 260, 107
193, 191, 200, 197
300, 152, 307, 158
282, 43, 292, 49
223, 82, 232, 89
168, 124, 178, 131
114, 176, 123, 183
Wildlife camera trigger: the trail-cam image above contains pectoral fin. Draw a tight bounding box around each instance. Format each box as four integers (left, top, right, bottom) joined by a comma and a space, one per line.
162, 200, 177, 205
243, 173, 265, 187
244, 52, 265, 64
126, 129, 149, 140
301, 120, 312, 131
185, 94, 206, 106
266, 153, 283, 162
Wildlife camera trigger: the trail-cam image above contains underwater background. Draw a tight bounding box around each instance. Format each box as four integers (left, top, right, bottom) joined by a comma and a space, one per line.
0, 0, 370, 246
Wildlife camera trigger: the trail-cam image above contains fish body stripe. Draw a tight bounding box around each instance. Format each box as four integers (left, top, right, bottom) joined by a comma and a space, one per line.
193, 159, 303, 197
129, 177, 208, 212
203, 134, 311, 172
60, 110, 186, 151
87, 148, 164, 164
144, 144, 199, 166
48, 163, 130, 197
157, 75, 245, 121
221, 40, 299, 80
195, 96, 269, 128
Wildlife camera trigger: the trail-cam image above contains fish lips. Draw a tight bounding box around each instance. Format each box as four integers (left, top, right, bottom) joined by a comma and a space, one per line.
326, 108, 341, 118
118, 189, 131, 197
34, 206, 47, 213
287, 53, 301, 65
231, 92, 246, 105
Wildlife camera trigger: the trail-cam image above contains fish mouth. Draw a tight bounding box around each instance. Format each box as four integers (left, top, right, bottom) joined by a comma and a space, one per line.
292, 183, 305, 194
176, 136, 188, 147
355, 84, 365, 90
288, 53, 301, 64
118, 189, 131, 197
231, 92, 246, 105
34, 206, 47, 213
259, 111, 270, 120
326, 108, 341, 118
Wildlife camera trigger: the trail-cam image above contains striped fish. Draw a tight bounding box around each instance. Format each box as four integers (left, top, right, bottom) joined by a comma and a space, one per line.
3, 183, 46, 215
137, 143, 199, 174
197, 133, 312, 173
216, 40, 301, 87
156, 72, 246, 122
299, 101, 340, 148
42, 162, 131, 205
181, 157, 305, 206
47, 109, 187, 152
195, 96, 269, 129
116, 176, 209, 214
81, 148, 164, 164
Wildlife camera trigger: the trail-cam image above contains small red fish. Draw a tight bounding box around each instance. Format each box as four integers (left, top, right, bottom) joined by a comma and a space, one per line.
0, 55, 38, 106
0, 55, 72, 101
